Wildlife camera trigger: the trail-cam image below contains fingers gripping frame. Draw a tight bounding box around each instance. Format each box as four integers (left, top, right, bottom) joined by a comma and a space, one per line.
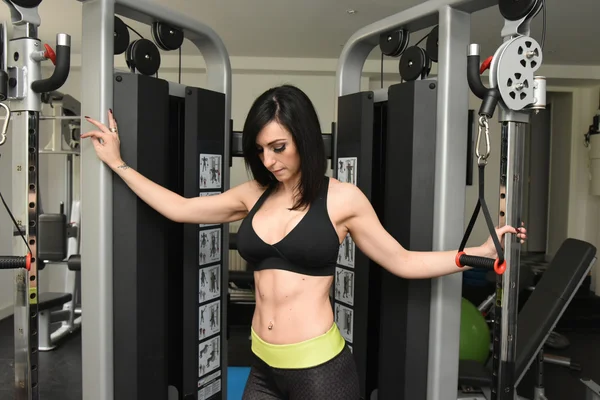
78, 0, 231, 398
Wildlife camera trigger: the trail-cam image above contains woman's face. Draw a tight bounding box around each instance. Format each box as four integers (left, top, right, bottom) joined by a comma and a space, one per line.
256, 121, 300, 183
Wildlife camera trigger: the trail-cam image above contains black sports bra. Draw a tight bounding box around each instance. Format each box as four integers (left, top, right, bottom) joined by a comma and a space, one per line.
236, 176, 340, 276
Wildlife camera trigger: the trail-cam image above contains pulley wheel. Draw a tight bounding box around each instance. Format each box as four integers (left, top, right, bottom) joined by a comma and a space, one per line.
399, 46, 430, 81
10, 0, 43, 8
126, 39, 161, 76
114, 17, 130, 55
151, 21, 184, 51
426, 25, 439, 62
379, 29, 410, 57
499, 0, 538, 21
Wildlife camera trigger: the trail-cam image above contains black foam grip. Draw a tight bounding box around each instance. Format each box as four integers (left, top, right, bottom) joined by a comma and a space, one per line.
479, 88, 501, 119
0, 255, 27, 270
31, 44, 70, 93
459, 254, 496, 270
467, 55, 487, 100
67, 254, 80, 271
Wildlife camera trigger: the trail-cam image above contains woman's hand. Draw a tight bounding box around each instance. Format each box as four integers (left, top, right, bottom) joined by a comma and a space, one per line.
80, 110, 124, 169
481, 222, 528, 259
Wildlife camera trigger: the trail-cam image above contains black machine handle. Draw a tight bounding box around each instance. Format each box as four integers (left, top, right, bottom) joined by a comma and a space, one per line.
466, 44, 501, 119
0, 254, 31, 270
456, 253, 506, 275
31, 33, 71, 94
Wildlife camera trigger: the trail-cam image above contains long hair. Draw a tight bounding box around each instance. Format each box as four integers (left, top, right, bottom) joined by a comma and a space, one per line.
242, 85, 327, 211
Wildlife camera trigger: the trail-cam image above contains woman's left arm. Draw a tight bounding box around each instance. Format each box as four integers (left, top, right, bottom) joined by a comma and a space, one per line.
341, 184, 526, 279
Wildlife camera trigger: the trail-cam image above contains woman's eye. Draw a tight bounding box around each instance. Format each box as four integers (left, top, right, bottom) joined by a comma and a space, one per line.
274, 145, 286, 153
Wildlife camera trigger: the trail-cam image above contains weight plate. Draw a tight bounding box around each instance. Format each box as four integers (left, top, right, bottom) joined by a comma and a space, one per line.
11, 0, 43, 8
114, 17, 130, 55
130, 38, 161, 76
151, 22, 184, 51
426, 25, 439, 62
379, 29, 409, 57
499, 0, 537, 21
399, 46, 428, 82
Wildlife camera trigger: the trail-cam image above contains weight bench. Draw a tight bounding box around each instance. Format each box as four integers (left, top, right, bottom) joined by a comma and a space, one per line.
457, 238, 597, 400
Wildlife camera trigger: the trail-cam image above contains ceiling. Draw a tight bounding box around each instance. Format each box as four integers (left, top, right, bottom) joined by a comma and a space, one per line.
1, 0, 599, 65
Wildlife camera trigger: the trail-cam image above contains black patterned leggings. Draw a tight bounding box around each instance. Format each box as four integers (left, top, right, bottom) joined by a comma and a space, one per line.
242, 345, 360, 400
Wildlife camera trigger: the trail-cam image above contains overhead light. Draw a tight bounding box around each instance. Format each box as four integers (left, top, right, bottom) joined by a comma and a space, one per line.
346, 9, 357, 14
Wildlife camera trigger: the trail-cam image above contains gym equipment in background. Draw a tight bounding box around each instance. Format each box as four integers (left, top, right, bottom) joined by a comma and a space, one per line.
333, 0, 589, 399
78, 0, 232, 399
457, 238, 597, 400
37, 91, 82, 352
459, 298, 491, 364
0, 0, 72, 397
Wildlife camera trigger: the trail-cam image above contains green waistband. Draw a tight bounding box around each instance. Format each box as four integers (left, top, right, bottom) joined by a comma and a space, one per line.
251, 323, 346, 369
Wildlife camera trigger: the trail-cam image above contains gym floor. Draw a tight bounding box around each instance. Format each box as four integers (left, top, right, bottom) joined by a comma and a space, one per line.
0, 304, 599, 399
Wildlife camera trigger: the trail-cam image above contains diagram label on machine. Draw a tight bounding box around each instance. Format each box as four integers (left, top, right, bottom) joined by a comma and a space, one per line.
199, 153, 222, 189
198, 192, 220, 227
335, 267, 355, 306
337, 233, 355, 268
335, 303, 354, 343
199, 264, 221, 303
199, 300, 221, 340
198, 370, 222, 400
199, 227, 221, 265
199, 336, 221, 377
337, 157, 357, 186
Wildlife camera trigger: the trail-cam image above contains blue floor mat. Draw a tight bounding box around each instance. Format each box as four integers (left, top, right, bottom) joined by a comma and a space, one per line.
227, 367, 251, 399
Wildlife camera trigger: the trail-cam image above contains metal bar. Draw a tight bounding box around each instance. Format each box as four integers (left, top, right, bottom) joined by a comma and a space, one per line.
336, 0, 497, 98
582, 379, 600, 400
79, 1, 115, 399
11, 112, 39, 400
79, 1, 231, 398
493, 121, 526, 399
427, 7, 471, 400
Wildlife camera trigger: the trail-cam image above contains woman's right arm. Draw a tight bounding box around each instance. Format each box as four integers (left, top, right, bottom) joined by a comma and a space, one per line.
110, 162, 248, 224
82, 112, 248, 225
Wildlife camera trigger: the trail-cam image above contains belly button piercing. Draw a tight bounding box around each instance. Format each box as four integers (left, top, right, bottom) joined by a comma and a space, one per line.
268, 321, 274, 330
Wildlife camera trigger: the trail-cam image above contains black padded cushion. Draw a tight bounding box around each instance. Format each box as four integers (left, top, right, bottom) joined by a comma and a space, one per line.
458, 238, 597, 387
38, 292, 72, 312
515, 238, 596, 378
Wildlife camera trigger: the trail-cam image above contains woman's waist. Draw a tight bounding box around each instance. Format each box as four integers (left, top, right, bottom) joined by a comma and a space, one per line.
252, 300, 334, 344
250, 318, 345, 369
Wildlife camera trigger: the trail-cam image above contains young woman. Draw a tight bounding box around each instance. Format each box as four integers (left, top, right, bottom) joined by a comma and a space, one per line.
82, 84, 526, 399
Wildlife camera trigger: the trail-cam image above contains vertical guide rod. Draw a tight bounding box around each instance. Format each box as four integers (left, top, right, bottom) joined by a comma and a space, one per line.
493, 121, 526, 399
12, 111, 40, 400
80, 1, 115, 398
428, 6, 471, 399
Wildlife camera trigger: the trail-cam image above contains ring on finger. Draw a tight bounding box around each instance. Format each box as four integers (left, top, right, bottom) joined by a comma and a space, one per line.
110, 127, 118, 133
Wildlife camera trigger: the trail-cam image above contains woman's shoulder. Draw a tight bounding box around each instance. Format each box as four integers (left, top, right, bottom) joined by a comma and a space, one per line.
326, 177, 363, 204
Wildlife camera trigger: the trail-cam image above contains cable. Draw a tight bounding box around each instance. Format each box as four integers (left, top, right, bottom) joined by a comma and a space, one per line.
540, 0, 546, 50
0, 183, 32, 255
415, 33, 429, 47
380, 52, 384, 88
124, 23, 144, 40
179, 46, 182, 84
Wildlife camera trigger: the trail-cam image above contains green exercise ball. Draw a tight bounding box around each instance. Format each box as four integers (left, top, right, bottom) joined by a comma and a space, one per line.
459, 297, 490, 364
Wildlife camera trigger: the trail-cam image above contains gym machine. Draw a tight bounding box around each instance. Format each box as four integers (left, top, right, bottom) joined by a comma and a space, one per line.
36, 91, 82, 352
78, 0, 231, 399
0, 0, 72, 398
335, 0, 596, 399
